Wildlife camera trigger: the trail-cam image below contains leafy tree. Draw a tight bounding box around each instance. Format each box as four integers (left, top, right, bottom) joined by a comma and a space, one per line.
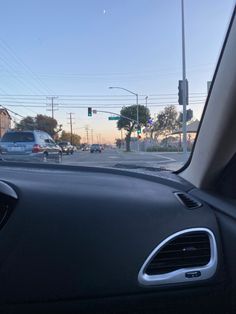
35, 115, 58, 137
15, 115, 59, 137
151, 105, 180, 139
60, 131, 81, 146
117, 105, 150, 151
15, 116, 36, 130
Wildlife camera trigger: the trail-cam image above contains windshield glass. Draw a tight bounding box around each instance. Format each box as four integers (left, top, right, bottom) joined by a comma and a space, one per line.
0, 0, 234, 172
1, 132, 35, 143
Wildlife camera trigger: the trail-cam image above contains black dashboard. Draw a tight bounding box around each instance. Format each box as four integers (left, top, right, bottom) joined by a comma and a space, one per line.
0, 163, 230, 313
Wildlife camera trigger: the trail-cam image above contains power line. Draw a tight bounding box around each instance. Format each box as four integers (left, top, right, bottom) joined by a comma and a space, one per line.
0, 38, 54, 95
0, 102, 205, 109
0, 97, 206, 105
0, 98, 206, 105
0, 95, 206, 100
0, 92, 207, 97
0, 88, 37, 116
0, 104, 25, 119
0, 54, 43, 95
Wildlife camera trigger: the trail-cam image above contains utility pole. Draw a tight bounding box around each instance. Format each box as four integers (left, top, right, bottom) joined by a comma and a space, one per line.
46, 96, 58, 119
181, 0, 187, 156
67, 113, 75, 145
85, 125, 89, 144
91, 129, 94, 144
145, 96, 148, 108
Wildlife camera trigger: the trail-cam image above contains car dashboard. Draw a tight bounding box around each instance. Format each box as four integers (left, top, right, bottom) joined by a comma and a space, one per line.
0, 162, 230, 313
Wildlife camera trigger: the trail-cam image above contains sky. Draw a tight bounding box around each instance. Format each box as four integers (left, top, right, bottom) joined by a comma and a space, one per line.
0, 0, 234, 143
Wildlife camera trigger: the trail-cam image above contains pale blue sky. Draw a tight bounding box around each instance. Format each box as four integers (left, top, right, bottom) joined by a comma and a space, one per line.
0, 0, 234, 142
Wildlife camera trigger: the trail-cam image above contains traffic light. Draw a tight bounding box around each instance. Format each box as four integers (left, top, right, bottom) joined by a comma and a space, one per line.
178, 79, 188, 105
137, 125, 141, 134
178, 109, 193, 122
88, 107, 92, 117
178, 80, 183, 105
187, 108, 193, 121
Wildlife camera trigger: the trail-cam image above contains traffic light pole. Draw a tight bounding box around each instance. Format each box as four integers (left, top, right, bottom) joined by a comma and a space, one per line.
93, 109, 138, 124
181, 0, 187, 156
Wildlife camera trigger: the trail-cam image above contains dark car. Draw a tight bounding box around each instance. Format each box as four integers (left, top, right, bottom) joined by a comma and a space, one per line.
0, 130, 62, 162
58, 141, 74, 155
90, 144, 101, 153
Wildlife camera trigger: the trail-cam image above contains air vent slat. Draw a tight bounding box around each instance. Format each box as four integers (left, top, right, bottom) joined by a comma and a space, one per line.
175, 192, 202, 209
145, 231, 211, 275
151, 253, 210, 263
159, 246, 209, 253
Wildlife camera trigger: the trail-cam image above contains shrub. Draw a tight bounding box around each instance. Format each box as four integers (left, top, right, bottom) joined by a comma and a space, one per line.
146, 146, 183, 152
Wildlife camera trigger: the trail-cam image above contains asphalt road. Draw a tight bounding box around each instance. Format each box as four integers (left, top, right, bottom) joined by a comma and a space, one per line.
61, 149, 189, 171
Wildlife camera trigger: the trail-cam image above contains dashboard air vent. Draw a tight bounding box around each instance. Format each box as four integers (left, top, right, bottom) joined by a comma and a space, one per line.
145, 231, 210, 275
138, 228, 217, 286
175, 192, 202, 209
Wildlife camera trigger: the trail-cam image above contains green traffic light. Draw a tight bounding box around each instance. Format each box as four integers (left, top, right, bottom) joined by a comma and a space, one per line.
88, 107, 92, 116
137, 125, 141, 134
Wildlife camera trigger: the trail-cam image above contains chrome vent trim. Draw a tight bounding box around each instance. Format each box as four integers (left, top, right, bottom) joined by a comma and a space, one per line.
175, 192, 202, 209
138, 228, 217, 286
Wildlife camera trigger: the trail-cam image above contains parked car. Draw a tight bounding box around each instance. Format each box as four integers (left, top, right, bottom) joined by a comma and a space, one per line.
81, 145, 90, 151
58, 141, 74, 155
0, 130, 62, 162
90, 144, 102, 153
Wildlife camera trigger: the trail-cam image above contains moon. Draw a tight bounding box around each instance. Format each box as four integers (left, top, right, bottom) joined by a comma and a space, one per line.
103, 9, 106, 15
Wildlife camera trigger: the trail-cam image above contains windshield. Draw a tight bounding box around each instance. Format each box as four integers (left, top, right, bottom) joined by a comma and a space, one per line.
1, 132, 35, 143
59, 142, 70, 146
0, 1, 234, 172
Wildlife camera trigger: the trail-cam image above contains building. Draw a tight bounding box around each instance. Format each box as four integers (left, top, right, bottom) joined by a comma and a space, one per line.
172, 120, 200, 138
172, 120, 200, 150
0, 109, 11, 138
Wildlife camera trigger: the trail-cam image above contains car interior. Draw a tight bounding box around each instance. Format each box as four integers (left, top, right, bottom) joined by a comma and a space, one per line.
0, 4, 235, 314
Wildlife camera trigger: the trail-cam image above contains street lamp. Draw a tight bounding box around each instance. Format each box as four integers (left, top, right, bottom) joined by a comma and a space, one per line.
109, 86, 139, 151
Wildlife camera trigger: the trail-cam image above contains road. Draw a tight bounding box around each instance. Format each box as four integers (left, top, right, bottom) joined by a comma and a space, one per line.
61, 149, 189, 171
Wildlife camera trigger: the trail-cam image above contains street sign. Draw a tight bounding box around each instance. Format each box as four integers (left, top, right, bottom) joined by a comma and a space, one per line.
108, 116, 120, 120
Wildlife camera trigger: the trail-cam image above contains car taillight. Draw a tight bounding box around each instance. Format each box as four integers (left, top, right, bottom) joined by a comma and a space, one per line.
32, 144, 42, 153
